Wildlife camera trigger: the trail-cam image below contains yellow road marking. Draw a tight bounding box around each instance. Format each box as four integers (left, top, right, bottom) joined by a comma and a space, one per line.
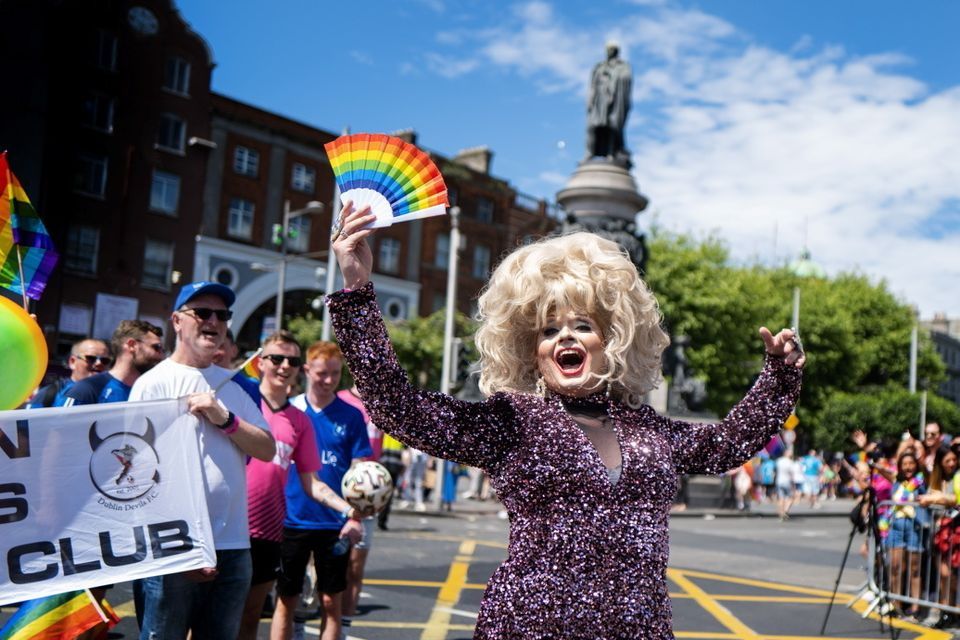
420, 540, 475, 640
403, 531, 508, 550
671, 593, 844, 603
669, 569, 761, 639
347, 621, 476, 630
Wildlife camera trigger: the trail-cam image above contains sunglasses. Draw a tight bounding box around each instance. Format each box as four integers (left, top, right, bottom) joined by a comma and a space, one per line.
137, 340, 165, 353
179, 307, 233, 322
78, 355, 113, 366
262, 354, 303, 367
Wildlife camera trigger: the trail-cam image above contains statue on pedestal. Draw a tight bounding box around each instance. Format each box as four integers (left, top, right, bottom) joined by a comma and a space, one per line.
585, 42, 632, 168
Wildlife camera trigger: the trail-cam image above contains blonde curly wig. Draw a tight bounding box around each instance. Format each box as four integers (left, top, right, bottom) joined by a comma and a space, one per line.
475, 232, 669, 407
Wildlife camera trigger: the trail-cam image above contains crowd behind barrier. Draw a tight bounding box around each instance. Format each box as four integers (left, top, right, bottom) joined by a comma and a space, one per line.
860, 500, 960, 628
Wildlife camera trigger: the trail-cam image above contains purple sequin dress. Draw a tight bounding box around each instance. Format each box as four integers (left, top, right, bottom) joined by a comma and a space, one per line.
329, 283, 802, 639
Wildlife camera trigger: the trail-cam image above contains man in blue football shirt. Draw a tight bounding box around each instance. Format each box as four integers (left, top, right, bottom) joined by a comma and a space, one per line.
58, 320, 165, 406
272, 341, 372, 640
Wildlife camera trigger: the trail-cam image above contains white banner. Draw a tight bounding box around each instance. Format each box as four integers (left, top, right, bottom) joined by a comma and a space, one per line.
0, 398, 216, 605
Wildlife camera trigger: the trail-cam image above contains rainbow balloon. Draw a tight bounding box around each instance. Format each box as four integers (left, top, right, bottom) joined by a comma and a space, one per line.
0, 295, 47, 409
324, 134, 449, 227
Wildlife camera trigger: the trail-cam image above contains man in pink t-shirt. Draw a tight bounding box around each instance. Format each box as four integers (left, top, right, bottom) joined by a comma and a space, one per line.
239, 332, 364, 640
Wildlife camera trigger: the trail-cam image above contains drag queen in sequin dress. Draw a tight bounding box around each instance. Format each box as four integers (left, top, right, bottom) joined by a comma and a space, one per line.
327, 203, 805, 639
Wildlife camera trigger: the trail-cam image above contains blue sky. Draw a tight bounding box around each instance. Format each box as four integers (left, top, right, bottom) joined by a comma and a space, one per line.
176, 0, 960, 318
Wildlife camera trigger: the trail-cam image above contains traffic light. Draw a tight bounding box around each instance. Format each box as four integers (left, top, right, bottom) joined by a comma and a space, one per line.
271, 223, 283, 246
449, 338, 474, 387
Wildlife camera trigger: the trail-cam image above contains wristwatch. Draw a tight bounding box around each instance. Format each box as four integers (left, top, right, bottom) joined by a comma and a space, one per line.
216, 411, 237, 432
341, 506, 358, 520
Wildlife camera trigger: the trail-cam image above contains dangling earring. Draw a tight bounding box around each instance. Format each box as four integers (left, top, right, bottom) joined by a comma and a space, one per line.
605, 380, 612, 399
535, 374, 548, 398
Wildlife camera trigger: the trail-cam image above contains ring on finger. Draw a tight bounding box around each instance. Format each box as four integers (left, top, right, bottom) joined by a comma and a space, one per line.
791, 335, 803, 353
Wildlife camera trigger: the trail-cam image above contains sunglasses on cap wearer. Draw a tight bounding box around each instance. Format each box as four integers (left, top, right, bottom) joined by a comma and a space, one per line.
262, 354, 303, 367
77, 355, 113, 367
178, 307, 233, 322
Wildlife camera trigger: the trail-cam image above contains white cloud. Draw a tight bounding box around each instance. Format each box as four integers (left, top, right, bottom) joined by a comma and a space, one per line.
633, 48, 960, 317
349, 50, 373, 66
423, 52, 480, 78
421, 2, 960, 316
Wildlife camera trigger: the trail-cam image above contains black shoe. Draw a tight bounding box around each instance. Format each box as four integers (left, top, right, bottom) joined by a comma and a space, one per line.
933, 612, 957, 629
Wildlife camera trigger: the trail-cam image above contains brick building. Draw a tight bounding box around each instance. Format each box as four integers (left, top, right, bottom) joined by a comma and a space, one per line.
0, 0, 215, 357
1, 0, 560, 361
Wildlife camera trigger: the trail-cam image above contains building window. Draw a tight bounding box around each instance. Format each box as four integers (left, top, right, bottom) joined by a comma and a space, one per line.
435, 233, 450, 268
157, 113, 185, 152
473, 244, 491, 279
227, 198, 255, 240
149, 170, 180, 215
64, 225, 100, 275
476, 197, 494, 224
378, 238, 401, 274
233, 146, 259, 177
448, 187, 459, 207
287, 216, 310, 252
95, 30, 117, 71
163, 57, 191, 95
74, 154, 108, 197
291, 163, 316, 193
431, 293, 446, 314
80, 93, 114, 133
142, 239, 174, 290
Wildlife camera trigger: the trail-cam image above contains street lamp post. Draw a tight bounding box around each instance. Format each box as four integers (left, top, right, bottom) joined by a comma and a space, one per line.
440, 206, 461, 395
275, 199, 324, 332
434, 206, 461, 510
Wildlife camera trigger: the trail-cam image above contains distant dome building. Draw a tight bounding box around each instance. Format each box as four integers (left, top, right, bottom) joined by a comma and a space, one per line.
788, 249, 826, 278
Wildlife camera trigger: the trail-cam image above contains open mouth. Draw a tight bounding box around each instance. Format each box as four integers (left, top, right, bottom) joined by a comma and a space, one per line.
554, 348, 585, 376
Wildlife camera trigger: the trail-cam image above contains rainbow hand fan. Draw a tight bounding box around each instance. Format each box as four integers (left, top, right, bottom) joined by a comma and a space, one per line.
324, 134, 449, 228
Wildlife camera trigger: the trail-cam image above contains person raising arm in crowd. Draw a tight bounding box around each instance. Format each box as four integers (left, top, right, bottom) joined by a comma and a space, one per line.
324, 202, 804, 639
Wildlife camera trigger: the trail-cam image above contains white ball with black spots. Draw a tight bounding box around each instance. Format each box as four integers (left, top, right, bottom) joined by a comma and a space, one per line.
341, 461, 394, 513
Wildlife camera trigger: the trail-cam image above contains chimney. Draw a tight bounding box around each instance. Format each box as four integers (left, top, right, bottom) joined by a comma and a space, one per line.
930, 312, 949, 335
390, 128, 417, 145
453, 146, 493, 175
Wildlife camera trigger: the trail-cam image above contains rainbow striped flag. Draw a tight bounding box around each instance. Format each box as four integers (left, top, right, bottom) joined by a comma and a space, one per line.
0, 151, 59, 301
0, 590, 119, 640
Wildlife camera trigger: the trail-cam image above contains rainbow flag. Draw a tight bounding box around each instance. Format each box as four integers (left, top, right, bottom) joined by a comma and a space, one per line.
0, 590, 119, 640
0, 151, 59, 301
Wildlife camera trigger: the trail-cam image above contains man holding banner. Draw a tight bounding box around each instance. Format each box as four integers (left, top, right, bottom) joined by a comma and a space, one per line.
129, 281, 274, 640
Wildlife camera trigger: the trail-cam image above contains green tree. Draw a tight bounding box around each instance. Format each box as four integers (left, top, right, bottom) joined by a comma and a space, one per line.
387, 310, 478, 390
814, 389, 960, 452
287, 313, 323, 348
645, 231, 781, 414
645, 229, 949, 451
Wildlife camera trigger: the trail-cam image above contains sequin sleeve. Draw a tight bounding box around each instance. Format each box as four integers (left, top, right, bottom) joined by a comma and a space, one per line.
327, 282, 517, 471
664, 354, 802, 475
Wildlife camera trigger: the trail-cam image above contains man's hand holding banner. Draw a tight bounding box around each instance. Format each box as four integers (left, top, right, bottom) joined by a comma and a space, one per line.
0, 398, 216, 605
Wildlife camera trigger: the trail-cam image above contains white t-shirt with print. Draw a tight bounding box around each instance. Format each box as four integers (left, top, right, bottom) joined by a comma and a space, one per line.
129, 358, 269, 550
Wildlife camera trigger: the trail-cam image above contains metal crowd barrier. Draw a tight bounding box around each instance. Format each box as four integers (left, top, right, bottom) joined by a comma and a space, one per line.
858, 500, 960, 620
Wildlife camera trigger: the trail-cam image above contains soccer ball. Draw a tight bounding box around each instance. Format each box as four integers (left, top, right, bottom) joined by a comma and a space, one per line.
341, 461, 394, 513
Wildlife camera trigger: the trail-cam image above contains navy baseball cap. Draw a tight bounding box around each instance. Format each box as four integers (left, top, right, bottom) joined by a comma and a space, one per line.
174, 281, 236, 311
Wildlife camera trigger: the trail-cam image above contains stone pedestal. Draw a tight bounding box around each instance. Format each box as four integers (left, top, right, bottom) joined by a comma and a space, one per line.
556, 159, 648, 222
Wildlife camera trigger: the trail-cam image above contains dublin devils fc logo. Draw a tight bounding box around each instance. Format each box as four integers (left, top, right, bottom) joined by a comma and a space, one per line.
88, 419, 161, 501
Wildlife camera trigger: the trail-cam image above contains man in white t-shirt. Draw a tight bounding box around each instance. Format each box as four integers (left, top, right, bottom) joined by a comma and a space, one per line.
775, 449, 796, 521
129, 281, 274, 640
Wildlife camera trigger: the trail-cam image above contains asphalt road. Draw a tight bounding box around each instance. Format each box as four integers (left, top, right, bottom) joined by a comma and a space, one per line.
2, 507, 951, 639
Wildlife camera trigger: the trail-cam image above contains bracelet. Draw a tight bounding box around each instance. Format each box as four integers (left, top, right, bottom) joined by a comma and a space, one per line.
341, 506, 357, 520
216, 411, 239, 435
